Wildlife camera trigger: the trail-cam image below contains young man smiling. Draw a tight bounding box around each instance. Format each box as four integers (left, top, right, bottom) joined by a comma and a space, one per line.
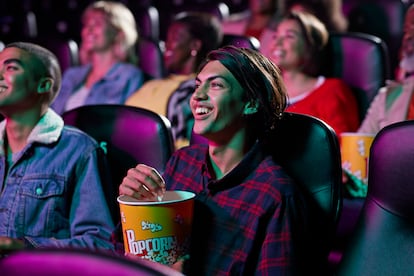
120, 46, 320, 275
0, 42, 114, 253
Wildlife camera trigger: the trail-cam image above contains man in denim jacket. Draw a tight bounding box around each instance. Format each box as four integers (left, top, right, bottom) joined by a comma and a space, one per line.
0, 42, 114, 253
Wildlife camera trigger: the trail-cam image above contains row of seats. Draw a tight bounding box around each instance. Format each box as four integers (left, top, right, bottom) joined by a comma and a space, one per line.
0, 1, 233, 44
0, 0, 407, 47
43, 101, 414, 274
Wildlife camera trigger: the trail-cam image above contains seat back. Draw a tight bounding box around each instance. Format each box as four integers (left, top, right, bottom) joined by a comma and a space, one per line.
0, 248, 183, 276
62, 105, 175, 223
157, 1, 230, 41
269, 112, 343, 228
131, 5, 160, 42
342, 0, 407, 74
30, 37, 79, 73
324, 32, 391, 120
137, 37, 166, 79
271, 112, 343, 272
221, 33, 261, 50
0, 10, 37, 42
338, 120, 414, 275
191, 112, 342, 271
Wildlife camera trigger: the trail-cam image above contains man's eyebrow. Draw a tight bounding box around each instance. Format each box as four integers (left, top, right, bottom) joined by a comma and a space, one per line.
4, 58, 23, 66
195, 75, 222, 82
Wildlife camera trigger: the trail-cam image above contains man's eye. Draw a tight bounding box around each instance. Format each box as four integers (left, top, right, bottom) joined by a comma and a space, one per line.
211, 82, 223, 88
6, 65, 18, 71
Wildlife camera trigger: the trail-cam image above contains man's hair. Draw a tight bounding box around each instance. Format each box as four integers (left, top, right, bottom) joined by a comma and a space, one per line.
5, 42, 62, 104
198, 45, 288, 138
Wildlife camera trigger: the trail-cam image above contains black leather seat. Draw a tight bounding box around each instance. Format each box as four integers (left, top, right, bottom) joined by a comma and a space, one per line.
342, 0, 407, 75
269, 112, 342, 274
0, 10, 37, 42
269, 112, 342, 229
337, 120, 414, 275
137, 37, 166, 80
30, 37, 79, 73
324, 32, 391, 120
191, 112, 342, 273
130, 5, 160, 42
62, 104, 175, 224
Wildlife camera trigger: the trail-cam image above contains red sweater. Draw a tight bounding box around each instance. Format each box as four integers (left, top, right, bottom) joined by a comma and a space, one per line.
286, 78, 360, 136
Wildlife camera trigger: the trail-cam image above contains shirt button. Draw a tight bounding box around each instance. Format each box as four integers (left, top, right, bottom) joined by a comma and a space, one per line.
36, 187, 43, 195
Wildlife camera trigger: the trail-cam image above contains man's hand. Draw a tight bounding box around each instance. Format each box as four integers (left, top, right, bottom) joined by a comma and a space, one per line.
119, 164, 166, 201
0, 236, 25, 255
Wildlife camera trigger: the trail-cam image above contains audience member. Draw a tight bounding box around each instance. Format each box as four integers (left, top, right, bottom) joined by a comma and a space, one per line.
51, 1, 144, 115
358, 4, 414, 134
267, 10, 359, 136
221, 0, 281, 40
0, 42, 114, 253
126, 12, 223, 149
120, 46, 322, 275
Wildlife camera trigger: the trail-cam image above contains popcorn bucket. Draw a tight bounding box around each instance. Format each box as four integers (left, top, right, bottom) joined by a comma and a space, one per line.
117, 191, 195, 265
341, 132, 375, 185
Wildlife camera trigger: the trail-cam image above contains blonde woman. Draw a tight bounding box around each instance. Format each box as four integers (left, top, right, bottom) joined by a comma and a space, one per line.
51, 1, 144, 115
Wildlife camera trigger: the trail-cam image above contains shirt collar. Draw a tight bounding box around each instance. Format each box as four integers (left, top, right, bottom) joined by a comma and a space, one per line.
0, 108, 64, 156
207, 141, 266, 193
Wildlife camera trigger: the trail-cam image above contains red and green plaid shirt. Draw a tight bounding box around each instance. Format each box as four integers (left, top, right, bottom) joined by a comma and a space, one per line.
163, 142, 310, 275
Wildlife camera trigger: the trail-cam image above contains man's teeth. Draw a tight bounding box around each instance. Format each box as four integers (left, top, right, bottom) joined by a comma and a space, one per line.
196, 107, 210, 114
0, 87, 6, 93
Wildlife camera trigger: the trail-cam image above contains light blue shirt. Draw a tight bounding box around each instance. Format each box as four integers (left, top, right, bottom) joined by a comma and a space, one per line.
51, 62, 144, 115
0, 109, 114, 250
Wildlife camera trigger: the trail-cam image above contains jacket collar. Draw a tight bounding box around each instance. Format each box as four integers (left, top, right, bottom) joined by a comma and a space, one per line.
0, 108, 64, 156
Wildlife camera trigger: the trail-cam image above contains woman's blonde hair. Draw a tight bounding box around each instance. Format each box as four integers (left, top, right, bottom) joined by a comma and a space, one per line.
80, 1, 138, 64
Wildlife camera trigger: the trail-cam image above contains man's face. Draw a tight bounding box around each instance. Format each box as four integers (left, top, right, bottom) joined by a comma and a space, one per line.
0, 47, 39, 111
191, 60, 246, 139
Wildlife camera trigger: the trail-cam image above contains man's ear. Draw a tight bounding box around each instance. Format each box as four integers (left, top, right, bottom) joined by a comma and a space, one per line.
37, 77, 54, 94
243, 101, 258, 115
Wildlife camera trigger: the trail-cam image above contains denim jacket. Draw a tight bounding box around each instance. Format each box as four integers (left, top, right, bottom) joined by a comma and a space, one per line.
51, 62, 144, 115
0, 109, 114, 250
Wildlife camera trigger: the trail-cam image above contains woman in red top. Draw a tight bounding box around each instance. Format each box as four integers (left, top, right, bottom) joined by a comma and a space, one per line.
268, 10, 359, 136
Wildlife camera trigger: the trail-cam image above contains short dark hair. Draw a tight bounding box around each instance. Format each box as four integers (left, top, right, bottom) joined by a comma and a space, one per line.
198, 45, 288, 137
5, 42, 62, 104
173, 11, 223, 69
